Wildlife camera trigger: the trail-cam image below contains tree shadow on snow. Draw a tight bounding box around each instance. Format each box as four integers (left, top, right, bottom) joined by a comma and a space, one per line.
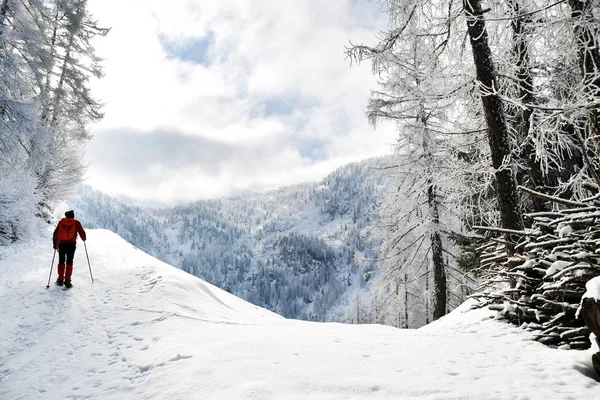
572, 359, 600, 382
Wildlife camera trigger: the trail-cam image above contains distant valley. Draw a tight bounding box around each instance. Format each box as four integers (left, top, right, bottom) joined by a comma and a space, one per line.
71, 157, 392, 322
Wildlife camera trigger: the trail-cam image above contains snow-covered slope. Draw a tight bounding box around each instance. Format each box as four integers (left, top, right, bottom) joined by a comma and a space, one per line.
1, 230, 599, 399
71, 158, 392, 323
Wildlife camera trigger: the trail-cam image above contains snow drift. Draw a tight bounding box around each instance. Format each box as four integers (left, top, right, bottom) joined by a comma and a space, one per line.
0, 229, 599, 399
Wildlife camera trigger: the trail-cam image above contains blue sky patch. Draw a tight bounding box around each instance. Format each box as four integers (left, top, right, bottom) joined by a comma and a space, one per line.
263, 97, 296, 117
160, 32, 214, 66
258, 96, 317, 118
296, 138, 329, 161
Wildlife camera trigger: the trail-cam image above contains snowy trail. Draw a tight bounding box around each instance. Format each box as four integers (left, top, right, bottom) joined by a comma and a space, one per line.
1, 229, 600, 399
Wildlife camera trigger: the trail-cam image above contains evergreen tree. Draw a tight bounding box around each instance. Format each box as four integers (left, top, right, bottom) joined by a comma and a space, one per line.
0, 0, 105, 241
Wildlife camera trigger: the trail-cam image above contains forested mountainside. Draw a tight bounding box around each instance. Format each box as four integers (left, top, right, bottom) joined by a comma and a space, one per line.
71, 158, 391, 321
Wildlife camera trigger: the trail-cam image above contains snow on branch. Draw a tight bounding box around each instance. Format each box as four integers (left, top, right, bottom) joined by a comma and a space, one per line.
517, 186, 588, 207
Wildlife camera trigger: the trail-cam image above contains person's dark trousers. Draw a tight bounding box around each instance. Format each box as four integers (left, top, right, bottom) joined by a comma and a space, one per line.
57, 243, 76, 281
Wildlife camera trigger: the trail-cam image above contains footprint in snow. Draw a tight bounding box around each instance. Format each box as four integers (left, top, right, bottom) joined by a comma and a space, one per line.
168, 354, 193, 362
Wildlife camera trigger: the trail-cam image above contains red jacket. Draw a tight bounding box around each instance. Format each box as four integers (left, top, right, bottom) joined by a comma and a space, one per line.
53, 218, 86, 247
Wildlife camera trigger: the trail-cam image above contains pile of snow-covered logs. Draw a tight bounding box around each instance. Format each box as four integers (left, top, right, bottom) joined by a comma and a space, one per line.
473, 187, 600, 349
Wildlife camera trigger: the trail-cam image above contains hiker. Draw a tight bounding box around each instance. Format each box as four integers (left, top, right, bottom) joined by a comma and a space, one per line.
52, 210, 86, 288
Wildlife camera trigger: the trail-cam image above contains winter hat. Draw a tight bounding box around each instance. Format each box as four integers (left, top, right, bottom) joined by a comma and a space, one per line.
65, 210, 75, 218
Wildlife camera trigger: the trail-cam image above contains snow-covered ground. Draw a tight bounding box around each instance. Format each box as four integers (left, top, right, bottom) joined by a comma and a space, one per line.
1, 229, 599, 399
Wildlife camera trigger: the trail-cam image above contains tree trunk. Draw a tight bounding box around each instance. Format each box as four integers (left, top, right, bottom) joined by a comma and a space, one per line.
51, 32, 74, 125
568, 0, 600, 175
403, 274, 409, 329
41, 7, 60, 121
428, 183, 447, 320
509, 0, 547, 212
464, 0, 524, 238
425, 268, 430, 324
417, 56, 448, 320
0, 0, 10, 119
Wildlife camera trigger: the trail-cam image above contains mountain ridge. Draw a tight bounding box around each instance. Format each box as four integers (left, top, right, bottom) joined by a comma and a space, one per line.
71, 157, 393, 322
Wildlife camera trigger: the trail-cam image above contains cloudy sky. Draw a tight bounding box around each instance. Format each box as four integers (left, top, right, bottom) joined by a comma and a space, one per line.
85, 0, 397, 205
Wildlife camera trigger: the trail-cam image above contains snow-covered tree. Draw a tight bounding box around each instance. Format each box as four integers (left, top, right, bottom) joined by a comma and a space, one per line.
346, 0, 481, 323
0, 0, 105, 241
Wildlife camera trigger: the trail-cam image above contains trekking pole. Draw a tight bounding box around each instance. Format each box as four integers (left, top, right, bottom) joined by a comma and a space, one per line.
84, 241, 94, 283
46, 248, 57, 288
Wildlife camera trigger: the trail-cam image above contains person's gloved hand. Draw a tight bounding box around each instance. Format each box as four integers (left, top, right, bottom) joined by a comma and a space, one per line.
53, 245, 58, 249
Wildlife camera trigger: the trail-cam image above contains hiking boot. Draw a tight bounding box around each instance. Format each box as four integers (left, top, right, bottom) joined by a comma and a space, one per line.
56, 279, 64, 286
64, 280, 72, 289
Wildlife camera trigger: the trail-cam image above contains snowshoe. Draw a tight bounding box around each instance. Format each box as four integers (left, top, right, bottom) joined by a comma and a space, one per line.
63, 280, 72, 289
55, 279, 64, 287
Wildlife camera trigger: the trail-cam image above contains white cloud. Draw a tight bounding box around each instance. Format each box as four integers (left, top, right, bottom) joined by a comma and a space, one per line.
85, 0, 396, 204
